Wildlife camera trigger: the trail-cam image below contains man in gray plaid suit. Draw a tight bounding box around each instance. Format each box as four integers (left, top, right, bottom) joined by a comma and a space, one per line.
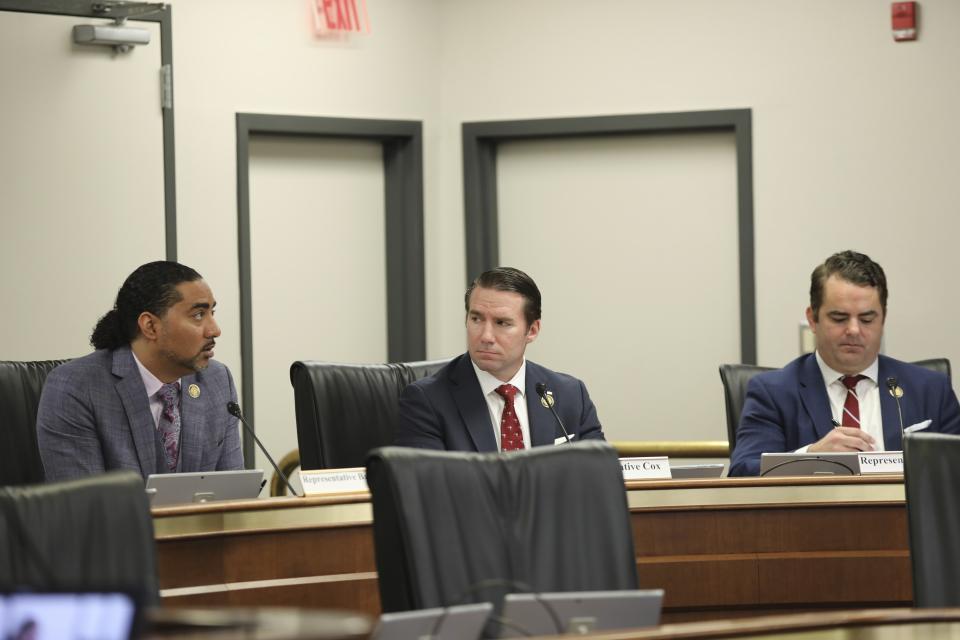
37, 261, 243, 481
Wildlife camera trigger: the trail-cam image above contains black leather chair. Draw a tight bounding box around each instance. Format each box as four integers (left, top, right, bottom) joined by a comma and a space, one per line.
290, 358, 451, 470
0, 359, 70, 486
718, 364, 775, 450
366, 441, 638, 617
0, 471, 159, 604
903, 432, 960, 607
911, 358, 952, 382
719, 358, 952, 451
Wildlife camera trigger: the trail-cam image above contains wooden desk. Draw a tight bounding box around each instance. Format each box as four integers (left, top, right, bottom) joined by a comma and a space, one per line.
154, 476, 909, 622
537, 608, 960, 639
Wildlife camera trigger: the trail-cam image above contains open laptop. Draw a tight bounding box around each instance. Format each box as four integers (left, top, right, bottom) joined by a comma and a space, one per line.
670, 463, 725, 479
0, 591, 139, 640
499, 589, 663, 637
145, 469, 264, 506
372, 602, 492, 640
760, 452, 860, 477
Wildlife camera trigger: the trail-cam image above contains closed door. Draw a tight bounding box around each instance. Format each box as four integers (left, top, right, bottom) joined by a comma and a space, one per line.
0, 9, 166, 360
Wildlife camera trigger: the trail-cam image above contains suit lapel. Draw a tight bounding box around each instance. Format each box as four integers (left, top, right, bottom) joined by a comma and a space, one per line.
449, 356, 498, 452
112, 348, 157, 476
877, 357, 903, 450
798, 354, 834, 442
178, 372, 204, 472
525, 363, 556, 447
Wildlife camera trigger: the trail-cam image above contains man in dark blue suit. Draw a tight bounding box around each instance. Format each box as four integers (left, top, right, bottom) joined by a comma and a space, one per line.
396, 267, 604, 452
729, 250, 960, 476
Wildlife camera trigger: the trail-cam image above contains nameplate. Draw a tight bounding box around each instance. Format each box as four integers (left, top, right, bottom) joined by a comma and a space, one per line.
620, 457, 672, 480
299, 467, 368, 495
857, 451, 904, 474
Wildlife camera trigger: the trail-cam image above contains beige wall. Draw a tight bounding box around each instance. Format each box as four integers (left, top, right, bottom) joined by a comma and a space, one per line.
5, 0, 959, 454
434, 0, 960, 370
167, 0, 443, 465
432, 0, 960, 440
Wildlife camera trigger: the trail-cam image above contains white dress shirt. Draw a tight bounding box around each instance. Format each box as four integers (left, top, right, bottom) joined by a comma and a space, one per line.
471, 359, 531, 451
798, 351, 884, 451
132, 351, 181, 431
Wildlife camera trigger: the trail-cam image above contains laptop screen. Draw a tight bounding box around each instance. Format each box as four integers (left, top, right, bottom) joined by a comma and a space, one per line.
373, 602, 492, 640
759, 452, 860, 477
145, 469, 264, 506
500, 589, 663, 637
0, 592, 138, 640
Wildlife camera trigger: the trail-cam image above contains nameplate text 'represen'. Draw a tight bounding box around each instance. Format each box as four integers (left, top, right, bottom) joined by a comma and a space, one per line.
620, 457, 672, 480
300, 467, 369, 496
858, 451, 904, 474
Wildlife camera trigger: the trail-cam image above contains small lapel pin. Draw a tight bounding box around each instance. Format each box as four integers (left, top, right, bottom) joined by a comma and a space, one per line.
888, 385, 904, 399
540, 390, 555, 409
187, 383, 200, 399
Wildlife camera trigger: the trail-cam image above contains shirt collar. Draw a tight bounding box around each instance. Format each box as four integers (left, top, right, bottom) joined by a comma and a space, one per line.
814, 350, 879, 386
471, 358, 527, 398
132, 351, 178, 398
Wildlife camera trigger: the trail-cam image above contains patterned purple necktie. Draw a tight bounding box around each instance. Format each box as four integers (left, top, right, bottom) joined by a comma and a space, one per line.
157, 382, 181, 472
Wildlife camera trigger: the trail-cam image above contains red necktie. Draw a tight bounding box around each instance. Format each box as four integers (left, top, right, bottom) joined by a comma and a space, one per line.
495, 384, 525, 451
841, 375, 866, 428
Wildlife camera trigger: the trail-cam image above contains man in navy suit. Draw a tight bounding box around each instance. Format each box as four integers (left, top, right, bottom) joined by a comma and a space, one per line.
729, 250, 960, 476
37, 261, 243, 481
396, 267, 604, 452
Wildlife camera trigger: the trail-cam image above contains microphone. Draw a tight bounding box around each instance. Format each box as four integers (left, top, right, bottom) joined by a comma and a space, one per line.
535, 382, 571, 444
886, 377, 906, 441
227, 402, 301, 497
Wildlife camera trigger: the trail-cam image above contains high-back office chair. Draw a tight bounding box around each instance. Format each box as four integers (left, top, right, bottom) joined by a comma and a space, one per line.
366, 442, 638, 614
903, 432, 960, 607
290, 358, 450, 470
719, 358, 952, 451
718, 364, 774, 450
0, 359, 70, 485
0, 471, 159, 604
911, 358, 952, 382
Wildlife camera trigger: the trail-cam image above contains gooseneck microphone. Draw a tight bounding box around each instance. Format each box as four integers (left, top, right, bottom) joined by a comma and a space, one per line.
886, 377, 906, 440
535, 382, 571, 444
227, 402, 301, 497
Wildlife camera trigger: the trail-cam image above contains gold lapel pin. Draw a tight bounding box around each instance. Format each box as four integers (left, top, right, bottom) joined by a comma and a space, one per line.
889, 385, 904, 399
188, 383, 201, 399
540, 391, 555, 409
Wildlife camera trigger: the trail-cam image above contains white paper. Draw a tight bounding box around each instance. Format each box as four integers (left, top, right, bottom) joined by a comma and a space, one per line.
904, 419, 932, 433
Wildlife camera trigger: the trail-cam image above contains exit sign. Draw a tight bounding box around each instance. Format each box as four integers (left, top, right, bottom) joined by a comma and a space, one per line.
312, 0, 371, 36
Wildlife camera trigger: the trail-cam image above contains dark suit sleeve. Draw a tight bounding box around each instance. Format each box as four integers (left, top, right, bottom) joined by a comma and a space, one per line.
575, 380, 604, 441
728, 376, 787, 477
934, 376, 960, 435
216, 367, 244, 471
395, 382, 447, 450
36, 368, 106, 481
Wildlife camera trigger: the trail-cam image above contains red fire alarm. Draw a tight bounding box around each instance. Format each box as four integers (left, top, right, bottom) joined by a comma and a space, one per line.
892, 2, 918, 41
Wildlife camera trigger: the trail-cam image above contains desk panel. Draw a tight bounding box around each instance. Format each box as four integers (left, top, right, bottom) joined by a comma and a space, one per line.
544, 609, 960, 640
154, 477, 910, 621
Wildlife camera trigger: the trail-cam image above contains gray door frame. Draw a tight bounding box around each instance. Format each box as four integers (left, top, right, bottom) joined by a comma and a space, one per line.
235, 113, 426, 465
461, 109, 756, 364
